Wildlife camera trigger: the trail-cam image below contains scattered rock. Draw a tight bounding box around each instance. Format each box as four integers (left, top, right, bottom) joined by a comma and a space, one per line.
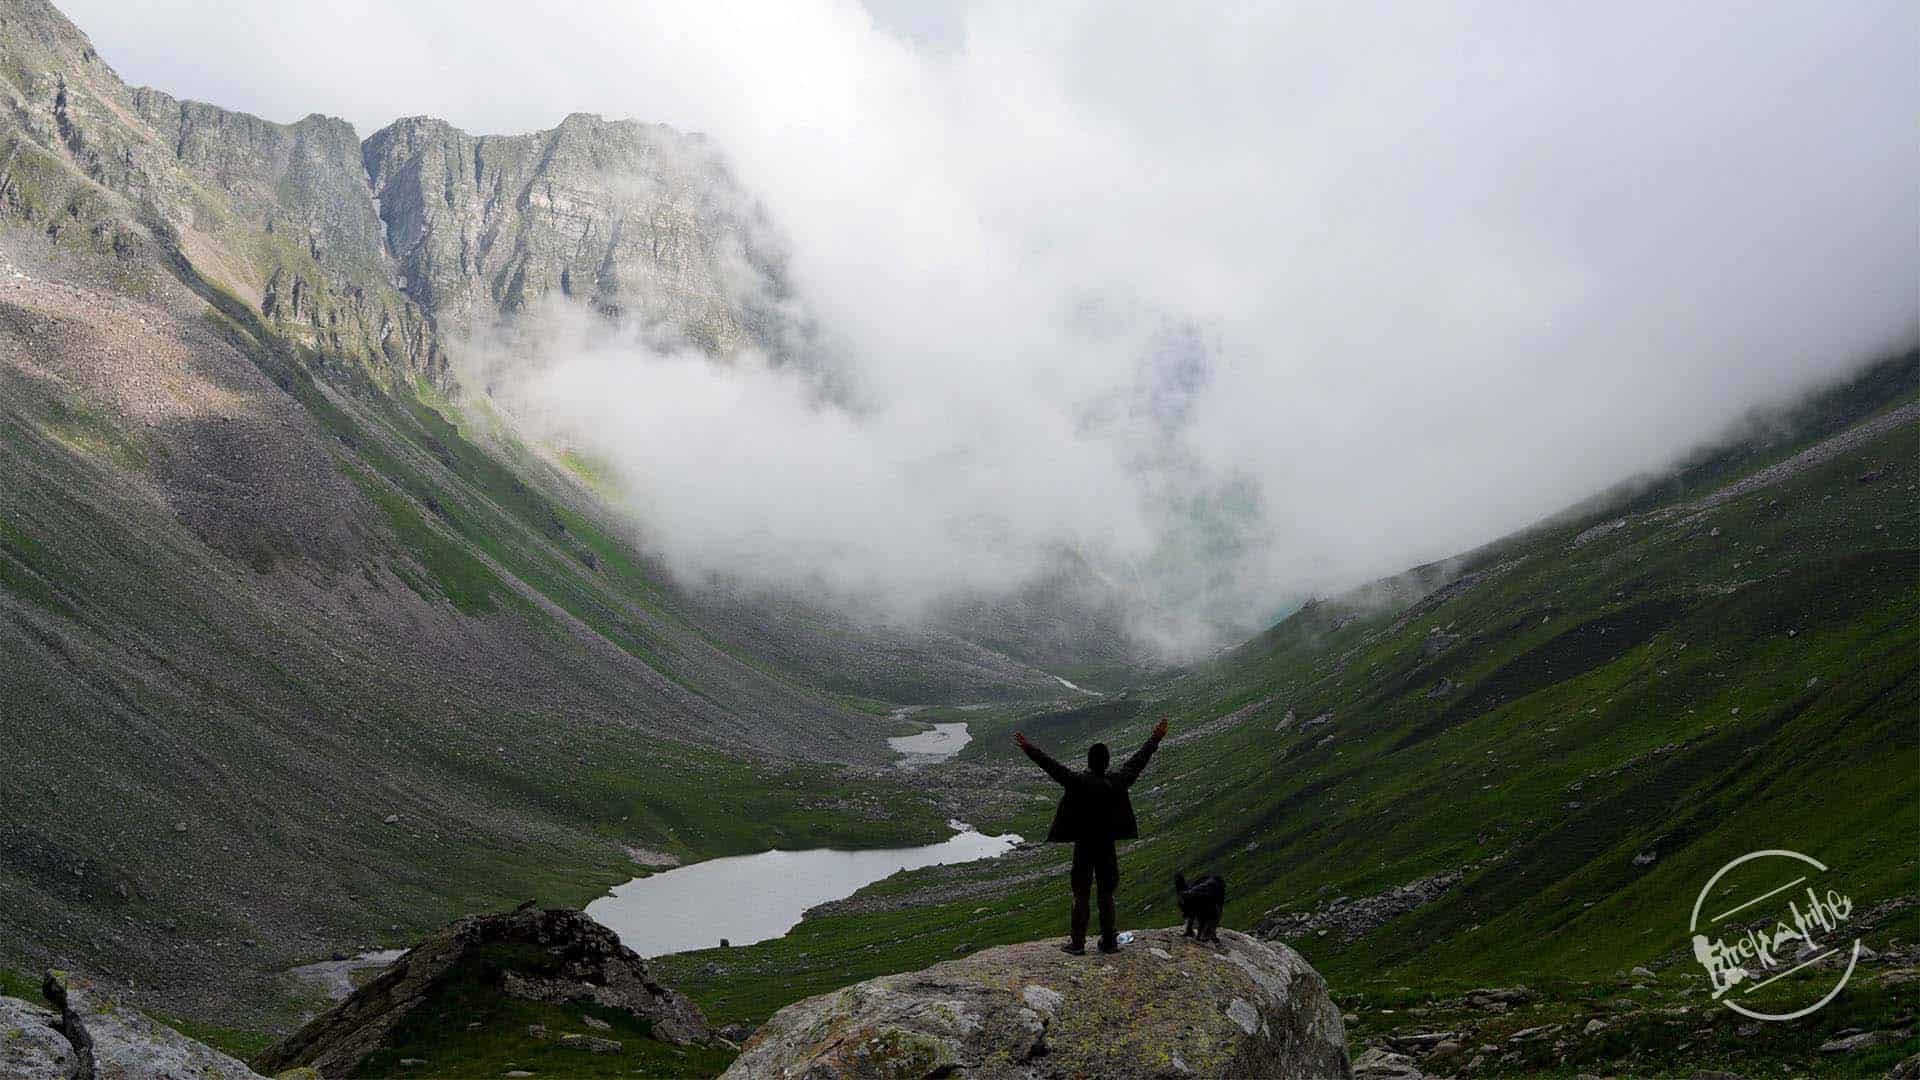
651, 1016, 701, 1046
1819, 1028, 1908, 1053
1630, 966, 1657, 979
722, 928, 1349, 1079
716, 1022, 757, 1044
1462, 987, 1532, 1009
580, 1015, 611, 1032
526, 1024, 548, 1040
556, 1034, 622, 1054
1571, 518, 1629, 547
1888, 1050, 1920, 1079
1583, 1019, 1607, 1035
1387, 1032, 1454, 1052
615, 845, 681, 869
1353, 1046, 1426, 1079
383, 814, 401, 825
1259, 870, 1464, 943
1632, 851, 1657, 867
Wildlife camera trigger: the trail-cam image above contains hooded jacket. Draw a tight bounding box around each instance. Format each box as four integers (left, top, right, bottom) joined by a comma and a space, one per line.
1021, 732, 1163, 843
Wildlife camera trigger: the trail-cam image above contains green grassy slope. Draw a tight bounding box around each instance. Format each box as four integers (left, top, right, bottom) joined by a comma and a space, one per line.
0, 0, 1097, 1035
656, 355, 1918, 1075
0, 235, 963, 1032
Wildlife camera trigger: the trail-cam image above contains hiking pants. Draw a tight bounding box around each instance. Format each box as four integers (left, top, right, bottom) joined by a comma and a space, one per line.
1069, 838, 1120, 947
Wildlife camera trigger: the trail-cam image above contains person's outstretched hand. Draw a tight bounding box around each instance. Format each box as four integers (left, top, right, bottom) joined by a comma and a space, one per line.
1014, 731, 1030, 751
1153, 718, 1169, 740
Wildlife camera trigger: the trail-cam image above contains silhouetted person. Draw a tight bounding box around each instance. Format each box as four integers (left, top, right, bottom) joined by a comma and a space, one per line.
1015, 718, 1168, 954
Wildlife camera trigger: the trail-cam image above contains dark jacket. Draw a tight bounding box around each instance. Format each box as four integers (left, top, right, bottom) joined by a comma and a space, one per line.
1022, 733, 1163, 843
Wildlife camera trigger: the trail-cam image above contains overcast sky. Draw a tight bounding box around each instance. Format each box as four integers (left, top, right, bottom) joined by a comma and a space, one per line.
68, 1, 1920, 652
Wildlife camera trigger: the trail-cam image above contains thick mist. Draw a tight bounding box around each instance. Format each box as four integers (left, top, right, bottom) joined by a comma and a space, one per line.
85, 1, 1920, 655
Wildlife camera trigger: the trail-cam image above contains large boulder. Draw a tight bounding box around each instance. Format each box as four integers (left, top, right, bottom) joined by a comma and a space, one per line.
256, 907, 709, 1078
0, 994, 74, 1080
41, 971, 267, 1080
722, 928, 1350, 1079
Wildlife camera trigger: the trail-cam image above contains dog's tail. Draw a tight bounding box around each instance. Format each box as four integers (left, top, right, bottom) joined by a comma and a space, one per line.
1174, 871, 1188, 894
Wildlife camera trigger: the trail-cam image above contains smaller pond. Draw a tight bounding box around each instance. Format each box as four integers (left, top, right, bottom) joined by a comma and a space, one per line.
587, 823, 1019, 957
887, 721, 972, 767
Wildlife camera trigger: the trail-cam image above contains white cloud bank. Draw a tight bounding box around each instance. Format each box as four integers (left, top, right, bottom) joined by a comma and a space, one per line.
78, 0, 1920, 653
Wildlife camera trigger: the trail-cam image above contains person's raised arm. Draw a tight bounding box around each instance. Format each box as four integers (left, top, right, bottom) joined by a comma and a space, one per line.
1116, 718, 1169, 787
1014, 731, 1075, 786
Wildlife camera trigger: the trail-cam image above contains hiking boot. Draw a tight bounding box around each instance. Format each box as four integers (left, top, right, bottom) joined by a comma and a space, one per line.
1060, 942, 1087, 956
1097, 937, 1121, 954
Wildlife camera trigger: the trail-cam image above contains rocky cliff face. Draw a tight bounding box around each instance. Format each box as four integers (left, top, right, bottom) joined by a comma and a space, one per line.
364, 112, 791, 355
0, 0, 441, 377
724, 928, 1352, 1080
127, 87, 443, 376
0, 0, 788, 387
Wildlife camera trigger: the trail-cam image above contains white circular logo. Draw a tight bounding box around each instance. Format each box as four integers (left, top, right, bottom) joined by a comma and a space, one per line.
1689, 849, 1859, 1021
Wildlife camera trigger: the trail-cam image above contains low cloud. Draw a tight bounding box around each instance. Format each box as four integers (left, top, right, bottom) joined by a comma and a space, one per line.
84, 0, 1920, 654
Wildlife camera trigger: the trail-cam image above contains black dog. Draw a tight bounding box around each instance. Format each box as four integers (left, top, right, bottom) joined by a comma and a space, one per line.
1174, 872, 1226, 942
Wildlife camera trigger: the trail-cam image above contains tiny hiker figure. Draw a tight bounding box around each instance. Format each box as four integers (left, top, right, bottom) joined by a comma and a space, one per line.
1014, 717, 1168, 954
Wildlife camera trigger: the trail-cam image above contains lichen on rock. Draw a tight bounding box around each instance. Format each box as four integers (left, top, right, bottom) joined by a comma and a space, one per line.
722, 927, 1350, 1079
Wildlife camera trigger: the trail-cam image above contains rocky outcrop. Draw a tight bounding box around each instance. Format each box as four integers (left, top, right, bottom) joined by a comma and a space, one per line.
0, 993, 72, 1079
0, 0, 795, 387
722, 928, 1350, 1079
126, 89, 443, 376
362, 112, 791, 355
0, 0, 437, 376
255, 907, 710, 1078
1258, 870, 1464, 944
0, 970, 267, 1080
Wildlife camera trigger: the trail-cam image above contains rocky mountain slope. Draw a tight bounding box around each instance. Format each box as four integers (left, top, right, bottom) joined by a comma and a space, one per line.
0, 0, 1122, 696
0, 0, 1106, 1033
362, 112, 787, 355
0, 0, 779, 378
